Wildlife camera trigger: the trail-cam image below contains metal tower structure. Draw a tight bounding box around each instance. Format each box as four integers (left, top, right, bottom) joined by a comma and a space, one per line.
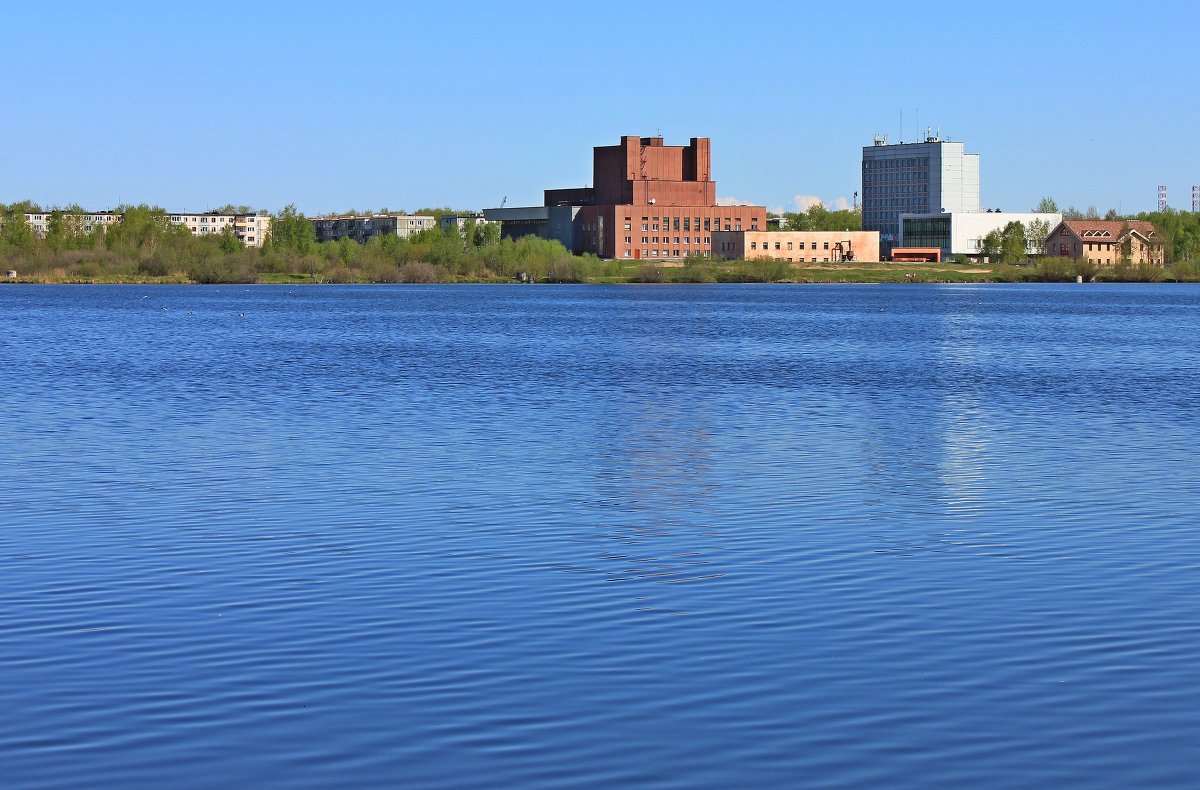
1193, 185, 1199, 213
1158, 185, 1168, 212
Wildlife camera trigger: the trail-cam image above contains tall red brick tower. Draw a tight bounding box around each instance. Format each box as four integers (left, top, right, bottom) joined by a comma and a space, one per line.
544, 136, 764, 260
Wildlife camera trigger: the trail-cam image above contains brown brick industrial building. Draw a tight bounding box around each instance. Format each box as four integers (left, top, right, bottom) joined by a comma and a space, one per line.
486, 136, 766, 260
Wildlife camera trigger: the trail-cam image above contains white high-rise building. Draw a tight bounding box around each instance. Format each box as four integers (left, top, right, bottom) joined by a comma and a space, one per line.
862, 133, 979, 256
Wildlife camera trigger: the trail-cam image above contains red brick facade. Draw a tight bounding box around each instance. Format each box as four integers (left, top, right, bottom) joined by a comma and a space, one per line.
545, 136, 765, 260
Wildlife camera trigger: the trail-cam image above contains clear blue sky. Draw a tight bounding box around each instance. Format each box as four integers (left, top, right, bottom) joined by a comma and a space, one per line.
4, 0, 1196, 216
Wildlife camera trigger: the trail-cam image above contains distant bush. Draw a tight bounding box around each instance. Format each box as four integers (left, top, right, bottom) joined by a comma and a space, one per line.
1035, 257, 1075, 282
633, 264, 664, 283
717, 258, 793, 283
399, 261, 441, 283
188, 255, 259, 284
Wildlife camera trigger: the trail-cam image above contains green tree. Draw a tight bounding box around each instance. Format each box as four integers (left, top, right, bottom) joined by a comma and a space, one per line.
979, 229, 1003, 260
1033, 196, 1059, 213
45, 210, 68, 253
0, 200, 39, 254
266, 204, 315, 255
999, 221, 1028, 263
218, 226, 242, 253
1026, 218, 1053, 255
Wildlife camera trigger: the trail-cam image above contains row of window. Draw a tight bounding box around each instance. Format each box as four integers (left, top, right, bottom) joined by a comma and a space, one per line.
863, 184, 927, 196
863, 157, 930, 170
750, 240, 830, 251
622, 249, 713, 259
632, 236, 709, 245
637, 219, 745, 232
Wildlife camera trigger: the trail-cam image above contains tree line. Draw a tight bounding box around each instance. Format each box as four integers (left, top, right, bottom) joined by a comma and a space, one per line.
767, 202, 862, 232
0, 202, 613, 283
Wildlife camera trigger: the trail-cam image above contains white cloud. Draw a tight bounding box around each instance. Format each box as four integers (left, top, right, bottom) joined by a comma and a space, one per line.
716, 196, 753, 206
792, 195, 824, 211
831, 196, 851, 211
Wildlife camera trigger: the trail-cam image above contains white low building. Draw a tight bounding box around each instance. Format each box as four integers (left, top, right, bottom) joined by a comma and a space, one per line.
899, 211, 1063, 258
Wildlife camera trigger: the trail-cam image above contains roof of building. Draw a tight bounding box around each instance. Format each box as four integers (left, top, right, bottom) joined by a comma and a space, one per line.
1061, 219, 1158, 239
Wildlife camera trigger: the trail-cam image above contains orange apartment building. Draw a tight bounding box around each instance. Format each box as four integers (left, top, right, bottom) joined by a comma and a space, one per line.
488, 136, 766, 260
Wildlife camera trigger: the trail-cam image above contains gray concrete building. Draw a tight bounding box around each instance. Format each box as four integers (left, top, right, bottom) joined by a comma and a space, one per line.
481, 206, 580, 251
439, 213, 499, 234
311, 214, 436, 243
862, 132, 980, 257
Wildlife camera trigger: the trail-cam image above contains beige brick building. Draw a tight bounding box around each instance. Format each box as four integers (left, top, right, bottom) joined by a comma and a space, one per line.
1044, 220, 1163, 266
712, 230, 881, 263
169, 212, 272, 247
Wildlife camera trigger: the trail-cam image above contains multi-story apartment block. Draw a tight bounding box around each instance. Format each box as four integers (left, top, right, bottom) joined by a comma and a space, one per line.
862, 132, 979, 257
23, 210, 121, 236
310, 214, 437, 243
17, 209, 268, 247
169, 212, 271, 247
486, 135, 766, 260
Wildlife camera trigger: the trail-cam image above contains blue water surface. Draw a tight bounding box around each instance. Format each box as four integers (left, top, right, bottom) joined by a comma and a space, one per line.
2, 283, 1198, 787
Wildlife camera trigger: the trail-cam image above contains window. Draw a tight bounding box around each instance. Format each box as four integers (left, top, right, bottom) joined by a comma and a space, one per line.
653, 236, 659, 243
810, 242, 817, 250
624, 223, 631, 230
642, 224, 648, 231
751, 242, 757, 250
787, 242, 793, 250
683, 217, 690, 231
704, 218, 711, 231
641, 236, 648, 243
653, 224, 659, 231
624, 251, 631, 258
624, 236, 632, 243
823, 241, 829, 250
673, 218, 680, 231
1060, 228, 1069, 236
673, 250, 680, 257
651, 250, 659, 257
674, 237, 680, 244
774, 242, 781, 250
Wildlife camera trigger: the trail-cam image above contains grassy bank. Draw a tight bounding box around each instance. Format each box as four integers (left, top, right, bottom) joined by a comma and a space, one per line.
5, 257, 1196, 285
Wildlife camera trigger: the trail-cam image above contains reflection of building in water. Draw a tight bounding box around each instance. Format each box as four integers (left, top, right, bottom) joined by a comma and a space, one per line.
564, 368, 728, 615
850, 290, 994, 555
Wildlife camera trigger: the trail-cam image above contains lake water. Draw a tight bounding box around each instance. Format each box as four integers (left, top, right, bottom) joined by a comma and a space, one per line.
2, 283, 1199, 787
